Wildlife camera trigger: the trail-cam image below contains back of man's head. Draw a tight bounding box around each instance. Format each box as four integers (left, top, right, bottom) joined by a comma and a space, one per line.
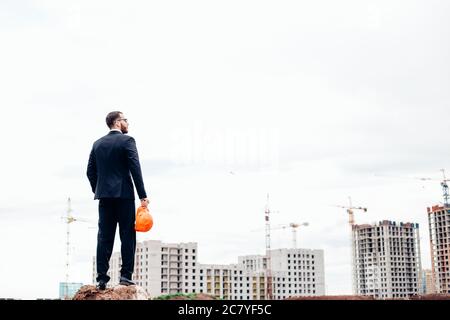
106, 111, 122, 129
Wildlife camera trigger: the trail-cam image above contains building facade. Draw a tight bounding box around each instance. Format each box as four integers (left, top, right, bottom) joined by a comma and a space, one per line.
93, 240, 325, 299
238, 249, 325, 299
428, 205, 450, 294
352, 220, 422, 299
59, 282, 83, 300
421, 269, 436, 294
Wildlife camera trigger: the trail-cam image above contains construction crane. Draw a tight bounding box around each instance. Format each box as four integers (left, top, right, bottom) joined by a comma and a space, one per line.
375, 168, 450, 206
332, 197, 367, 295
333, 197, 367, 227
440, 169, 449, 206
264, 194, 276, 300
60, 197, 92, 299
271, 222, 309, 249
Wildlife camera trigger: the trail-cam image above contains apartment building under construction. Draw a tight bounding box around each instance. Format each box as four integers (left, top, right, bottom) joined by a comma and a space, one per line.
352, 220, 422, 299
428, 205, 450, 294
92, 240, 325, 299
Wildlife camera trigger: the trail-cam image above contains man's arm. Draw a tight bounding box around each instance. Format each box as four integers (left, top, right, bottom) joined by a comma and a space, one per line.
125, 137, 147, 199
86, 146, 97, 194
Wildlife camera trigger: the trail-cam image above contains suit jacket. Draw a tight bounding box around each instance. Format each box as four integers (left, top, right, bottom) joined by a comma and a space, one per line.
87, 131, 147, 200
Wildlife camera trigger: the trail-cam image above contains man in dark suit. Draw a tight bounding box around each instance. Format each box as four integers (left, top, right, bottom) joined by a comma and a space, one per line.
87, 111, 149, 290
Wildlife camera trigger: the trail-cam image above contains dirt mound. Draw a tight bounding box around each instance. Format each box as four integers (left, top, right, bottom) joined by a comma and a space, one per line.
192, 293, 216, 300
73, 285, 149, 300
287, 294, 450, 300
153, 293, 217, 300
285, 295, 375, 300
409, 294, 450, 300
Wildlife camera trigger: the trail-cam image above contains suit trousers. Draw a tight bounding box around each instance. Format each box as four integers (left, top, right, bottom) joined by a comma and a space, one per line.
96, 198, 136, 283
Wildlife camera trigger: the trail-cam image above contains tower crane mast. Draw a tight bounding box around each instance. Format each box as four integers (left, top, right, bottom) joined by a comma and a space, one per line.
333, 197, 367, 295
271, 222, 309, 249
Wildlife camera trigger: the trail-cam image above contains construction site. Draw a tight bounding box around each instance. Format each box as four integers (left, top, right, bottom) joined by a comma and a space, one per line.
61, 172, 450, 300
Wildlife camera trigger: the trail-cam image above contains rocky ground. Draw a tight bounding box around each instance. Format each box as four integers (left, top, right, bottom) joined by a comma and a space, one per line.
73, 286, 450, 300
408, 294, 450, 300
72, 285, 217, 300
154, 293, 217, 300
286, 294, 450, 300
285, 295, 375, 300
73, 285, 149, 300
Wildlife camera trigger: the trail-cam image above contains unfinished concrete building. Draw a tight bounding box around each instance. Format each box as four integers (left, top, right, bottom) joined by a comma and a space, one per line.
422, 269, 436, 294
93, 240, 325, 299
352, 220, 422, 299
428, 205, 450, 294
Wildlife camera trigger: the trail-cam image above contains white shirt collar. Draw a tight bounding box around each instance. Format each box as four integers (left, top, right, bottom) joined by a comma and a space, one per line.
110, 129, 122, 133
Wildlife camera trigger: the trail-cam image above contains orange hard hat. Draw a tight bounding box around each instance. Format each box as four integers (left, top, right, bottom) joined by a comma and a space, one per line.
135, 206, 153, 232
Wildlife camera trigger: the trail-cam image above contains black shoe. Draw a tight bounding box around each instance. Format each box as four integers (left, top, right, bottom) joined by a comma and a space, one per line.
119, 276, 135, 286
96, 281, 106, 290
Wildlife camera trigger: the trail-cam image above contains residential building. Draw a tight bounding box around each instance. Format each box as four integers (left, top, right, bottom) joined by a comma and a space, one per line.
428, 205, 450, 293
92, 240, 325, 299
352, 220, 422, 299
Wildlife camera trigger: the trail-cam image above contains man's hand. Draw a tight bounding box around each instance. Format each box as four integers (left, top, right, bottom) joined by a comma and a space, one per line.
140, 198, 149, 208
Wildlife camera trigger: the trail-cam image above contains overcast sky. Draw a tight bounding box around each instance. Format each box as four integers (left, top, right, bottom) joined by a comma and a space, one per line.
0, 0, 449, 299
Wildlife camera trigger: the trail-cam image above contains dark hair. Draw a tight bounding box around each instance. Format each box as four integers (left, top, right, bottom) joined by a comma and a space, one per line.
106, 111, 122, 128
